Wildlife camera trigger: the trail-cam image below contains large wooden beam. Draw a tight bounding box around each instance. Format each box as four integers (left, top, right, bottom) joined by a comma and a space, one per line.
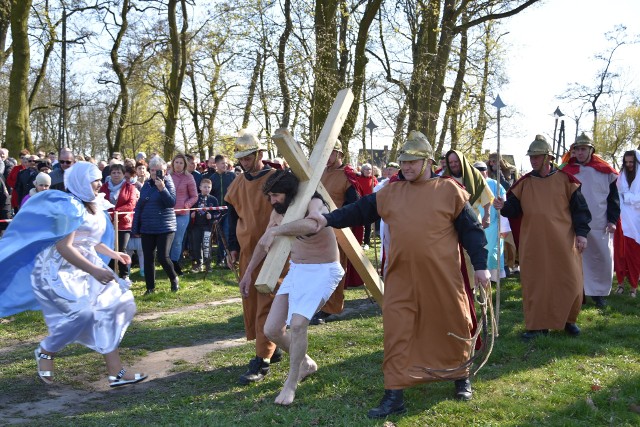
254, 88, 354, 293
254, 91, 384, 304
258, 130, 384, 304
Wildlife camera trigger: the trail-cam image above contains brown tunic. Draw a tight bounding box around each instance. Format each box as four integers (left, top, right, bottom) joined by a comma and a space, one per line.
511, 172, 583, 330
376, 178, 473, 388
320, 168, 351, 313
225, 169, 281, 358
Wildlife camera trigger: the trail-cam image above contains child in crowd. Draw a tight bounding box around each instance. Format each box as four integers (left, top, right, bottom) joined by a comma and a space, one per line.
20, 172, 51, 207
190, 178, 219, 272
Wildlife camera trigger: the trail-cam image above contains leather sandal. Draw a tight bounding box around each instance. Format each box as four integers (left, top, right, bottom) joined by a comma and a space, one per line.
109, 368, 148, 387
34, 347, 54, 384
615, 285, 625, 295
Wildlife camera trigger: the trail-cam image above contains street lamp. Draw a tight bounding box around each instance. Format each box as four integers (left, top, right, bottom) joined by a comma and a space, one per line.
552, 106, 565, 158
366, 117, 378, 168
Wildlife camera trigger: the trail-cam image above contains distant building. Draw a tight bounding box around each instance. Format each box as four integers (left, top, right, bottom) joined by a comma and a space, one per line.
357, 145, 390, 168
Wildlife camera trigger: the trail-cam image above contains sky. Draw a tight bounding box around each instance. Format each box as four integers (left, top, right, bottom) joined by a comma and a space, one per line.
492, 0, 640, 171
363, 0, 640, 171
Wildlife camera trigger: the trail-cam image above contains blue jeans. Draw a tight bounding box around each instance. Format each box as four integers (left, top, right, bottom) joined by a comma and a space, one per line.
170, 214, 190, 262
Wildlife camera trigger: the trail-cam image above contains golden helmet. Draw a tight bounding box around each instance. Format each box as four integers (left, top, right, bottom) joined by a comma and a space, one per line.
397, 131, 433, 162
234, 130, 266, 159
573, 132, 595, 150
526, 134, 554, 159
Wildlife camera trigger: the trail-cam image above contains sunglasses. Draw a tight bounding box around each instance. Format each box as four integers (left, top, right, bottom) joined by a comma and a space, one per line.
28, 159, 37, 163
59, 160, 73, 165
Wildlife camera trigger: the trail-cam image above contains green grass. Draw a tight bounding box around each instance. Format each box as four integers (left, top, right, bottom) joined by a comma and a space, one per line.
2, 254, 640, 426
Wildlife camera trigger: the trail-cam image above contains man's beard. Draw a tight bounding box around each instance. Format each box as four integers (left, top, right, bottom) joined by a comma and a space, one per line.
272, 202, 288, 215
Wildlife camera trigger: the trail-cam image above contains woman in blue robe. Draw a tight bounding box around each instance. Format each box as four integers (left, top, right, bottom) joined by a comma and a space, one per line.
0, 162, 146, 387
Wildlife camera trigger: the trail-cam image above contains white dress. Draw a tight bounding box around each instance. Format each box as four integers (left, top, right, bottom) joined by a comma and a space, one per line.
31, 210, 136, 354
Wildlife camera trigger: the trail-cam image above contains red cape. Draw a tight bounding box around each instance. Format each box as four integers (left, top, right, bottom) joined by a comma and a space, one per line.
562, 155, 618, 176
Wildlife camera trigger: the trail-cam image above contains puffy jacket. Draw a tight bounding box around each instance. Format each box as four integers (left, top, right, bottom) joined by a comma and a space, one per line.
132, 175, 177, 235
170, 172, 198, 216
100, 180, 139, 231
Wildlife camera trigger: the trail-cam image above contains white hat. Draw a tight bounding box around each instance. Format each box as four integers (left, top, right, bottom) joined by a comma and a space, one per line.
34, 172, 51, 186
473, 161, 488, 171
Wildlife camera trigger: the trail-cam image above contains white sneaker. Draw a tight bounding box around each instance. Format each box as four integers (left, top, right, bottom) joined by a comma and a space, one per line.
363, 244, 369, 251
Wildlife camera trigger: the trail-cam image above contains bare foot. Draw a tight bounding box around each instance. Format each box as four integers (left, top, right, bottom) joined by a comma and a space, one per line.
274, 380, 297, 405
298, 356, 318, 382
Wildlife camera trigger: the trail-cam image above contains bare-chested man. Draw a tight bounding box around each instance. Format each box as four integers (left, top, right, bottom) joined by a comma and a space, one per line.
238, 170, 344, 405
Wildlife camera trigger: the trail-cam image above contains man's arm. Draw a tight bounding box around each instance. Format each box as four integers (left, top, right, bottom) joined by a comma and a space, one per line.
269, 198, 327, 238
455, 203, 488, 271
570, 186, 591, 238
494, 191, 522, 218
237, 209, 282, 297
606, 179, 620, 228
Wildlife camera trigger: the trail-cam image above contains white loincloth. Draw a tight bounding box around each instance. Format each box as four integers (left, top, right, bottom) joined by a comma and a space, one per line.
277, 261, 344, 325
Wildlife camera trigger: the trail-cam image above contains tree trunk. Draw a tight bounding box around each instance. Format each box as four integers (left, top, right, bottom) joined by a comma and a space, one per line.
0, 0, 12, 68
390, 97, 409, 162
5, 0, 32, 155
163, 0, 188, 160
472, 23, 493, 152
340, 0, 383, 143
242, 50, 261, 129
108, 0, 130, 155
277, 0, 292, 128
309, 0, 339, 145
447, 14, 468, 149
187, 61, 204, 158
407, 0, 440, 134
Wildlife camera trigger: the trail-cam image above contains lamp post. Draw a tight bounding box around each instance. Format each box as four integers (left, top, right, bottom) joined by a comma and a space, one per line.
365, 117, 379, 263
552, 106, 564, 159
491, 94, 506, 336
366, 117, 378, 167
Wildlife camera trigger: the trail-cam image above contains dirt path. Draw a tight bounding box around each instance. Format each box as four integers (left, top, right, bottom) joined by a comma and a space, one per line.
1, 297, 377, 424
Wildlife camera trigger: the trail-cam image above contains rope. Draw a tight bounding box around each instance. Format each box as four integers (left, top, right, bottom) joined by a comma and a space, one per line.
408, 282, 496, 380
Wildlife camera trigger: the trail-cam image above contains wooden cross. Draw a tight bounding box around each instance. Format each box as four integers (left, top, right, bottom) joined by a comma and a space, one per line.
254, 88, 384, 305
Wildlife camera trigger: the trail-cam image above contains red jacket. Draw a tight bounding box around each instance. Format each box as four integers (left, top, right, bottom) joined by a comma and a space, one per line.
7, 165, 24, 209
100, 181, 139, 231
355, 174, 378, 196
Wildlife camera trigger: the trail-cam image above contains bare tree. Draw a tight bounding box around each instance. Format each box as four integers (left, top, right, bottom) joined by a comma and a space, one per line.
561, 25, 633, 137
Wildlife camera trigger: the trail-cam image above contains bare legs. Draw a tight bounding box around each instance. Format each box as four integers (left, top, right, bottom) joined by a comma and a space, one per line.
264, 295, 318, 405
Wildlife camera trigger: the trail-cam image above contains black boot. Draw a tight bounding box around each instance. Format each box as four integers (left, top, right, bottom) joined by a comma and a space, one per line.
367, 389, 406, 418
239, 357, 270, 385
269, 347, 284, 364
591, 296, 606, 308
170, 277, 179, 292
564, 322, 581, 336
310, 310, 331, 325
454, 377, 473, 401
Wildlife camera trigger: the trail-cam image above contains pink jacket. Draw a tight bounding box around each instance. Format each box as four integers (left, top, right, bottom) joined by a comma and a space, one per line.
170, 172, 198, 215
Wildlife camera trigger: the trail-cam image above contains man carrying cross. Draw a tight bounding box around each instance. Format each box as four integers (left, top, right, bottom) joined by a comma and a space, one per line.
239, 170, 344, 405
308, 131, 490, 418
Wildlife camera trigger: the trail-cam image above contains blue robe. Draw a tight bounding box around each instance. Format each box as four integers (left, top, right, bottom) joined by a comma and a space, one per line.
485, 178, 506, 272
0, 190, 114, 317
